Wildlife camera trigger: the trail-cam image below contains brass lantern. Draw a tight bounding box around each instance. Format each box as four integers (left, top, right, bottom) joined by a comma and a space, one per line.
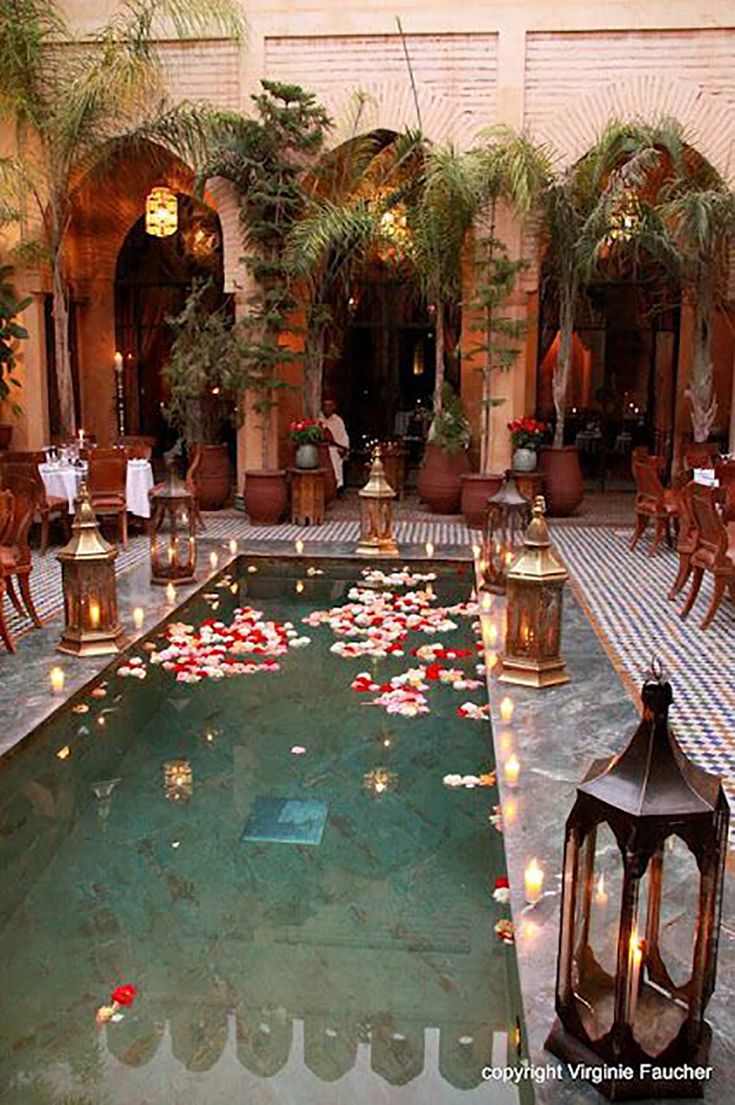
57, 483, 127, 656
355, 448, 399, 556
499, 495, 569, 688
547, 668, 729, 1100
481, 471, 530, 592
145, 186, 178, 238
150, 463, 196, 584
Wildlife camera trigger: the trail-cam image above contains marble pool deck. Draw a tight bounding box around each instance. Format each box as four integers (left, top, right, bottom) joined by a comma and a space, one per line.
0, 517, 733, 1105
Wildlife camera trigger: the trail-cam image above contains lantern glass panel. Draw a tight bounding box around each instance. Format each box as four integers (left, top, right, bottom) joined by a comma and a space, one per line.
586, 822, 623, 990
659, 835, 699, 989
570, 825, 618, 1042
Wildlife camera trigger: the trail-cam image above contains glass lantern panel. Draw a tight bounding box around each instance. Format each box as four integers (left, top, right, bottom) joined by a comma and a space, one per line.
658, 835, 699, 991
571, 822, 623, 1042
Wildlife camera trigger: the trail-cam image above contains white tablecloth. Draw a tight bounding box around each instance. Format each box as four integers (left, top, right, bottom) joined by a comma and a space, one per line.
39, 460, 154, 518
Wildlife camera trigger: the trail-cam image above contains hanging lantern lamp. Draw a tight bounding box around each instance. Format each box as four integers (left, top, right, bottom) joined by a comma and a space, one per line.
145, 186, 178, 238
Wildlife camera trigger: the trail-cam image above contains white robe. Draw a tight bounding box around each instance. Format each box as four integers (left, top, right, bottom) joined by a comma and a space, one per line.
319, 412, 349, 488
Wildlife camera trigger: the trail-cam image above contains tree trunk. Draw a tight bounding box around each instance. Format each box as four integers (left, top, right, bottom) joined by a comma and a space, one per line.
52, 256, 76, 439
260, 387, 273, 469
481, 210, 496, 474
304, 326, 323, 419
433, 303, 445, 413
552, 291, 574, 449
688, 301, 717, 443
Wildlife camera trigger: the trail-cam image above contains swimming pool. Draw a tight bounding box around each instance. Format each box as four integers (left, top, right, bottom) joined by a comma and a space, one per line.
0, 556, 530, 1104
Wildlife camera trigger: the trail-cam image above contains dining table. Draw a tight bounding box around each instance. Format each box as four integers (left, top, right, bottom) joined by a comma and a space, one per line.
38, 459, 155, 519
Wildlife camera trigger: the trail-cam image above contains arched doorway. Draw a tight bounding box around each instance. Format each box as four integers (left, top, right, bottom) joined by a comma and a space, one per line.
114, 194, 228, 448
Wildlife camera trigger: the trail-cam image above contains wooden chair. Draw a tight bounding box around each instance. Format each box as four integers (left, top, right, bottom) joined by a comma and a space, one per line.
0, 474, 43, 647
684, 442, 719, 470
0, 459, 68, 554
679, 483, 735, 630
630, 457, 679, 555
88, 452, 128, 548
0, 489, 15, 651
668, 481, 697, 600
714, 459, 735, 524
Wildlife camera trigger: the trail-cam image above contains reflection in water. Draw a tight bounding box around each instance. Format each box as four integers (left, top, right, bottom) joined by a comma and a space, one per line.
0, 559, 528, 1103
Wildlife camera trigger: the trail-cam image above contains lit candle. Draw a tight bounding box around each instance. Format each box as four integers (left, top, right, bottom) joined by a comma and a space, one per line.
425, 541, 434, 558
471, 543, 481, 559
498, 728, 514, 753
595, 873, 608, 910
165, 582, 176, 605
78, 428, 84, 448
481, 592, 493, 613
499, 695, 514, 722
56, 745, 71, 760
486, 621, 498, 646
524, 858, 544, 904
132, 607, 144, 630
209, 551, 218, 570
113, 351, 123, 375
503, 796, 518, 825
504, 754, 520, 788
628, 931, 644, 1022
295, 539, 304, 555
50, 667, 65, 695
295, 579, 304, 594
88, 601, 101, 629
229, 538, 238, 555
505, 550, 514, 567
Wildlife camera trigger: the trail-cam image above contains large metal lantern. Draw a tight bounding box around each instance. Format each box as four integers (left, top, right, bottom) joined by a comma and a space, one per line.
481, 471, 530, 592
57, 483, 126, 656
355, 449, 399, 557
150, 463, 196, 584
546, 668, 729, 1100
499, 495, 569, 688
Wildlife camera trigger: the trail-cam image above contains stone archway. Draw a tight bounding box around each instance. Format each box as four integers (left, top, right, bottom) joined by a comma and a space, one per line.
534, 74, 735, 185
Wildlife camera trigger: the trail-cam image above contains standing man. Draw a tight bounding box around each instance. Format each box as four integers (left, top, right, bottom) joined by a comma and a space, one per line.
319, 395, 350, 493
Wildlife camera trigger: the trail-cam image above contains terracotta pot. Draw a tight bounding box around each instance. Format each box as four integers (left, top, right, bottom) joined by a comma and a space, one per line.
244, 470, 287, 525
192, 444, 231, 510
538, 446, 583, 516
420, 443, 471, 514
317, 443, 337, 501
0, 425, 12, 451
460, 472, 505, 528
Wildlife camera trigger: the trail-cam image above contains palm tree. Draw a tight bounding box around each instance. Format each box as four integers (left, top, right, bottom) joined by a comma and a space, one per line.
543, 116, 691, 448
406, 144, 478, 413
286, 127, 425, 417
574, 116, 731, 444
467, 128, 552, 471
0, 0, 243, 438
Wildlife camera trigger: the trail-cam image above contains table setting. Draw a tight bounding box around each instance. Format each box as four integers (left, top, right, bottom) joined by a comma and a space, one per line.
38, 450, 154, 518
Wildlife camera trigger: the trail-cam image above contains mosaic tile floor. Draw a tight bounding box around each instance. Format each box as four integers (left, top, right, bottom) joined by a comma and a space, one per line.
552, 523, 735, 809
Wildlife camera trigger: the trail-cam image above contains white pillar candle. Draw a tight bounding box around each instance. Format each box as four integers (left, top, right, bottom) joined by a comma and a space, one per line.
50, 667, 65, 695
499, 695, 514, 722
524, 858, 544, 904
504, 754, 520, 788
295, 539, 304, 555
89, 601, 101, 629
132, 607, 144, 630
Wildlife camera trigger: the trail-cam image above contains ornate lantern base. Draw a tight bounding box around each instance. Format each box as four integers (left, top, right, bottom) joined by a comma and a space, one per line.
58, 622, 127, 657
546, 1019, 712, 1101
355, 532, 399, 557
499, 654, 569, 688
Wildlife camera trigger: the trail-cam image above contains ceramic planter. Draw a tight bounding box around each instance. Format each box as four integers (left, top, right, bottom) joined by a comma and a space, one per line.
243, 470, 288, 525
538, 446, 583, 516
294, 443, 319, 469
512, 447, 537, 473
419, 444, 471, 514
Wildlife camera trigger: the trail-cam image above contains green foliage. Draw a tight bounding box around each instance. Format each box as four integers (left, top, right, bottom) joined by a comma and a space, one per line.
429, 383, 470, 454
0, 265, 30, 414
470, 235, 528, 386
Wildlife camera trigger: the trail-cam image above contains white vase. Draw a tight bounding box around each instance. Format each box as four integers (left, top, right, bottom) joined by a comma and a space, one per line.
513, 447, 537, 472
295, 443, 319, 469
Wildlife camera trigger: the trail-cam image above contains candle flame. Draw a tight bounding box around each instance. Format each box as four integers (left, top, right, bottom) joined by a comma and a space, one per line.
499, 695, 514, 722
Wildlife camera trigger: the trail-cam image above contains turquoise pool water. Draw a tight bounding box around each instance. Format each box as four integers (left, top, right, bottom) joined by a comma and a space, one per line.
0, 557, 530, 1105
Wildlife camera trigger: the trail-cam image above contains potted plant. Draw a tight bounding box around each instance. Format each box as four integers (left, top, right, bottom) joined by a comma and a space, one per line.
289, 418, 326, 469
0, 266, 30, 450
419, 383, 471, 514
508, 417, 549, 471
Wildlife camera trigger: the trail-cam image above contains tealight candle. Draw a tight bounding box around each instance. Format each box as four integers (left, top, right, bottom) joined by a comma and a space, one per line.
524, 858, 544, 904
89, 601, 101, 629
165, 582, 176, 606
50, 666, 65, 695
499, 695, 514, 722
229, 538, 238, 555
504, 754, 520, 788
132, 607, 144, 630
295, 539, 304, 555
425, 541, 434, 558
209, 551, 219, 570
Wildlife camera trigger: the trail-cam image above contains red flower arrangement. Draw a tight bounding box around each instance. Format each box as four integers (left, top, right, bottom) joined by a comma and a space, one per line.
96, 982, 138, 1025
290, 418, 325, 445
507, 417, 548, 450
